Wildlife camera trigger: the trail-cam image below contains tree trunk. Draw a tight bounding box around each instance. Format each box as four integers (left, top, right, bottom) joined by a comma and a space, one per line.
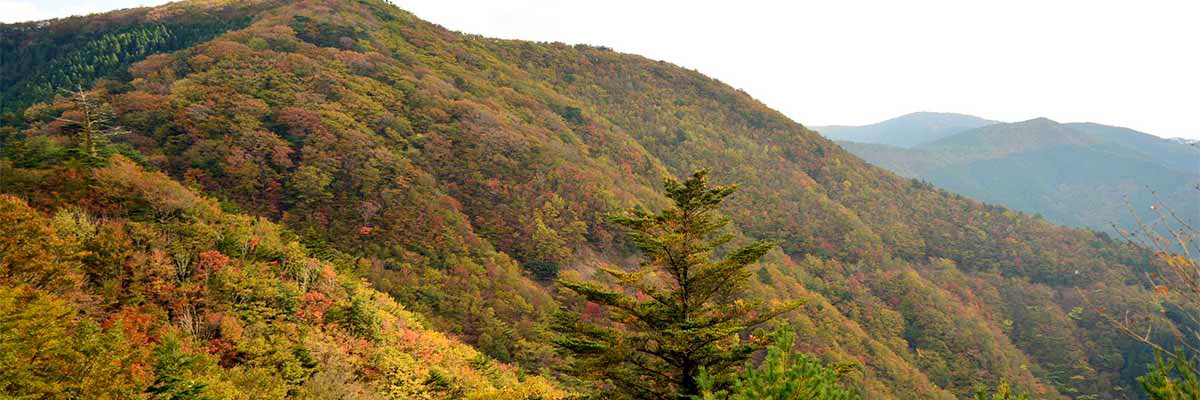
679, 361, 699, 398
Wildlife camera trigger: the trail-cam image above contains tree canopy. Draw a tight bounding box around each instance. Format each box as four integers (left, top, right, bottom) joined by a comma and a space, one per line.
554, 170, 799, 398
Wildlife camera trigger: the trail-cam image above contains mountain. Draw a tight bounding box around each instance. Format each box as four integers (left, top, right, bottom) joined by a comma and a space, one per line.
1, 1, 1194, 399
0, 157, 566, 399
1066, 122, 1199, 173
813, 111, 997, 148
1168, 137, 1200, 146
838, 117, 1200, 237
0, 0, 278, 118
925, 117, 1096, 154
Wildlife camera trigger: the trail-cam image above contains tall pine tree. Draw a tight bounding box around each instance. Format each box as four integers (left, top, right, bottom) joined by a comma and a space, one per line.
553, 170, 800, 399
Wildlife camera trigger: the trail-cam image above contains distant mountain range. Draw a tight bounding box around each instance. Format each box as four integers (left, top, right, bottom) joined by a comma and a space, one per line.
826, 114, 1200, 236
813, 112, 998, 148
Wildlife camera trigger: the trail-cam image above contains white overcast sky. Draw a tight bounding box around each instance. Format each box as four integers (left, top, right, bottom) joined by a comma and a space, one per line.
5, 0, 1198, 139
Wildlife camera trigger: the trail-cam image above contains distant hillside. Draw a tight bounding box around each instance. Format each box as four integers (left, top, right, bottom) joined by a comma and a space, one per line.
2, 1, 1194, 399
925, 117, 1095, 155
1066, 122, 1199, 173
814, 111, 997, 148
839, 117, 1200, 236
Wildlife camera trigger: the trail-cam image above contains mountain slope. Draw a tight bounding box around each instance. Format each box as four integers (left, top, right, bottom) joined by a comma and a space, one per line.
839, 117, 1200, 237
0, 0, 284, 119
1066, 122, 1199, 173
0, 156, 566, 399
813, 111, 997, 148
2, 1, 1194, 399
924, 117, 1097, 156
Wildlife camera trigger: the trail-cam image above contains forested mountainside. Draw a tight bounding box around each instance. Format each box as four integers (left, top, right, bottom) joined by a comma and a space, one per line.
1066, 122, 1198, 173
1, 0, 1195, 398
0, 0, 284, 118
0, 156, 565, 399
813, 112, 997, 148
836, 117, 1200, 238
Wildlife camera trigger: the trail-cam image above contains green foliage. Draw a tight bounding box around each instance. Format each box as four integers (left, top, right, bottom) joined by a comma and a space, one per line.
697, 330, 858, 400
0, 6, 258, 116
2, 0, 1193, 398
290, 15, 368, 50
0, 156, 569, 399
0, 197, 85, 293
1139, 351, 1200, 400
0, 285, 141, 398
57, 87, 130, 161
1, 88, 148, 169
148, 336, 209, 400
0, 135, 70, 168
973, 380, 1032, 400
325, 291, 382, 341
554, 170, 799, 399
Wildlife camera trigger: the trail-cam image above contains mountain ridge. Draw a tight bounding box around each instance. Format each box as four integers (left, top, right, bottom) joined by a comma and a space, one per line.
813, 111, 998, 148
1, 1, 1193, 398
1065, 122, 1199, 173
921, 117, 1098, 161
836, 115, 1200, 239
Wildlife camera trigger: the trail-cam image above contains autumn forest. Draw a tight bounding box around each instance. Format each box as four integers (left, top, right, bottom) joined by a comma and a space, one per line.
0, 0, 1196, 399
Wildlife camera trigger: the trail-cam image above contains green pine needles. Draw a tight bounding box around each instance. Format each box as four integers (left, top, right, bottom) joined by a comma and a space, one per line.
1138, 351, 1199, 400
553, 170, 800, 399
697, 330, 859, 400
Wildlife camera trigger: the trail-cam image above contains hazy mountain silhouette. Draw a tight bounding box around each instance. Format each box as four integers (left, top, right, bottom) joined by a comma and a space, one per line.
814, 111, 997, 148
837, 116, 1200, 235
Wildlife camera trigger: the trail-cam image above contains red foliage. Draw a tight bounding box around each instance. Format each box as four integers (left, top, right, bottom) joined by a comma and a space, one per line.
197, 250, 230, 275
583, 301, 602, 320
300, 291, 334, 323
320, 265, 337, 281
104, 306, 157, 348
207, 338, 237, 367
400, 328, 420, 343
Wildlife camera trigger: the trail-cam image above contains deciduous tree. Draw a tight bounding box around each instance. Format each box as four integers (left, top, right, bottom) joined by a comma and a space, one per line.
55, 87, 128, 160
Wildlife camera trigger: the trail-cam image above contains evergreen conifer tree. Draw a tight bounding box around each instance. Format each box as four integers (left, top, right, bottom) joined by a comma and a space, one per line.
553, 170, 800, 399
